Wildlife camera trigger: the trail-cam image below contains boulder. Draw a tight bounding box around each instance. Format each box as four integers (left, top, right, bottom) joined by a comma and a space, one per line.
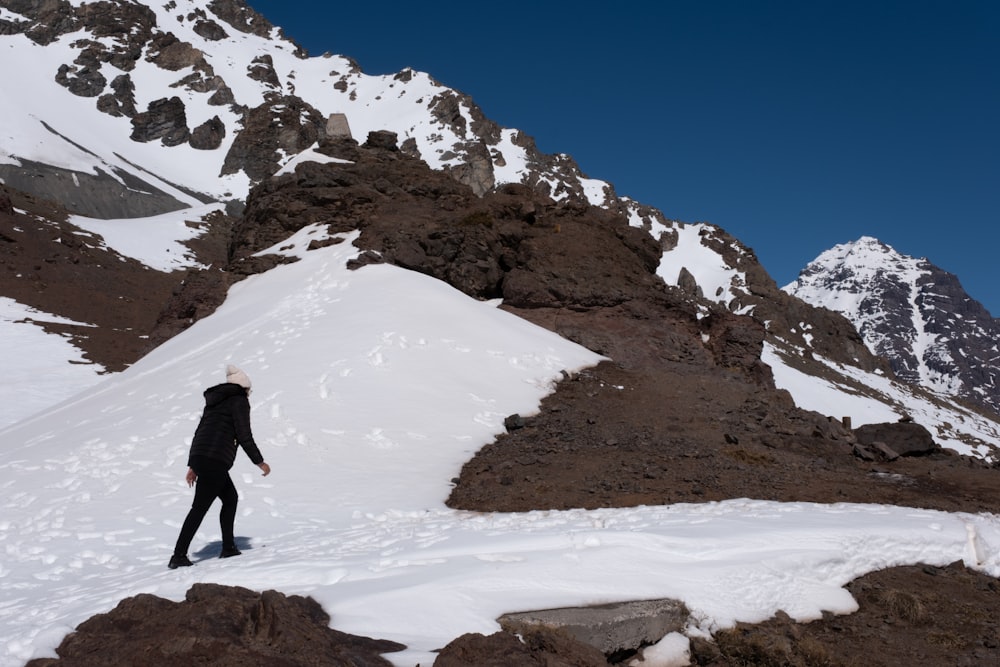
130, 96, 189, 146
193, 18, 228, 41
25, 583, 404, 666
854, 421, 939, 457
498, 599, 688, 657
189, 115, 226, 150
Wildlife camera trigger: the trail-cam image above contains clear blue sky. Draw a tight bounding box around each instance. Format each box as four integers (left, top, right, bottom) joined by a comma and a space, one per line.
250, 1, 999, 314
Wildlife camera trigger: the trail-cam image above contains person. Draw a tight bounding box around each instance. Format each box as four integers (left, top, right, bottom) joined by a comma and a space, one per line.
168, 365, 271, 569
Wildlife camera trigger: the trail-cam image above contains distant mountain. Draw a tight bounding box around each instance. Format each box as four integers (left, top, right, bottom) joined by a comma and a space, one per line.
785, 236, 1000, 416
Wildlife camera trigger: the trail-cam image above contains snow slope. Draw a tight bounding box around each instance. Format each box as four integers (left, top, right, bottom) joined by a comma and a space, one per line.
0, 0, 615, 209
0, 298, 105, 427
2, 228, 1000, 667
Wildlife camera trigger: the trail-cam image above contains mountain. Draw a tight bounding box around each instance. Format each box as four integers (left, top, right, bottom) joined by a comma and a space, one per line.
0, 0, 666, 425
3, 1, 1000, 665
785, 236, 1000, 416
0, 0, 652, 218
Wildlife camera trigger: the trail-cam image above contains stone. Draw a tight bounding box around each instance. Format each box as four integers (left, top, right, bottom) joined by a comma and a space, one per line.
189, 115, 226, 150
326, 112, 352, 138
677, 266, 702, 296
852, 443, 876, 461
147, 32, 204, 71
130, 96, 189, 145
434, 627, 607, 666
25, 584, 404, 666
855, 421, 939, 457
364, 130, 399, 151
247, 54, 280, 88
504, 414, 525, 431
192, 18, 228, 40
220, 95, 327, 181
54, 62, 106, 97
498, 599, 688, 656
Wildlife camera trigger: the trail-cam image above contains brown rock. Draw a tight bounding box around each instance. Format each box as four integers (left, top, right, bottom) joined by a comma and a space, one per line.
221, 94, 327, 181
130, 96, 190, 146
193, 17, 228, 41
434, 628, 607, 667
190, 115, 226, 150
26, 584, 404, 667
0, 188, 12, 215
855, 421, 939, 457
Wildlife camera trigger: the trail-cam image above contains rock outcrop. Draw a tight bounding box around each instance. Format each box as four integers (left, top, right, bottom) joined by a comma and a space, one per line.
855, 421, 940, 457
25, 583, 404, 666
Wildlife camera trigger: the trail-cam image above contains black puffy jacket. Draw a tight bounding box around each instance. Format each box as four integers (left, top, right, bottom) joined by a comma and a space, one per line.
187, 383, 264, 471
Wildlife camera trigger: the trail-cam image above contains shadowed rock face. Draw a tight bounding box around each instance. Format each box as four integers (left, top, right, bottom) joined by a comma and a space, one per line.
0, 157, 193, 219
855, 421, 940, 457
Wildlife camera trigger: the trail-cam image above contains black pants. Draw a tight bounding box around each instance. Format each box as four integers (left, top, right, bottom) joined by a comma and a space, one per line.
173, 468, 238, 557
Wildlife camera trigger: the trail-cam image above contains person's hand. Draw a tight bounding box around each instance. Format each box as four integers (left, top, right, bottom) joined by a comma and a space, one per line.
185, 468, 197, 487
258, 462, 271, 477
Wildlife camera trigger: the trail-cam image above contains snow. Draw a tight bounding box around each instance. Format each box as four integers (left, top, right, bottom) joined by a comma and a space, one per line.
0, 298, 105, 428
764, 341, 1000, 458
0, 2, 611, 213
274, 143, 352, 177
632, 632, 691, 667
68, 204, 224, 272
2, 229, 1000, 667
658, 223, 747, 311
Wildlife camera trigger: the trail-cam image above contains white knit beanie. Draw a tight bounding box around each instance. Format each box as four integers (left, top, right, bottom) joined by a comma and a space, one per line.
226, 364, 252, 392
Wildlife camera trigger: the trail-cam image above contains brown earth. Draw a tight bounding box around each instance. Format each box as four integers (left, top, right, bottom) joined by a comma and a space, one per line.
0, 184, 232, 372
447, 317, 1000, 516
25, 583, 405, 667
7, 133, 1000, 665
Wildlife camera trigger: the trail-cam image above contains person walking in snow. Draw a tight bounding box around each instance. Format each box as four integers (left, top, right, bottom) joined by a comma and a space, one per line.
169, 365, 271, 569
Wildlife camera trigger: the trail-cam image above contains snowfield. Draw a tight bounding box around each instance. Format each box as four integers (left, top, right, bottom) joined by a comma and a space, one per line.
2, 230, 999, 667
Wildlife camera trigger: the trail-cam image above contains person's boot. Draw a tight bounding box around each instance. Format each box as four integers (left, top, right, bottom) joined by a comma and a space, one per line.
219, 545, 242, 558
168, 554, 193, 569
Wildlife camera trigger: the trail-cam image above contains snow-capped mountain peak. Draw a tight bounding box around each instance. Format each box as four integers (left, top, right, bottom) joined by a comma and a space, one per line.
786, 236, 1000, 414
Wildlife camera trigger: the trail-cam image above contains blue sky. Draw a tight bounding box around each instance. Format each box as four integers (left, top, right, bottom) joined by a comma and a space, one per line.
250, 1, 999, 314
